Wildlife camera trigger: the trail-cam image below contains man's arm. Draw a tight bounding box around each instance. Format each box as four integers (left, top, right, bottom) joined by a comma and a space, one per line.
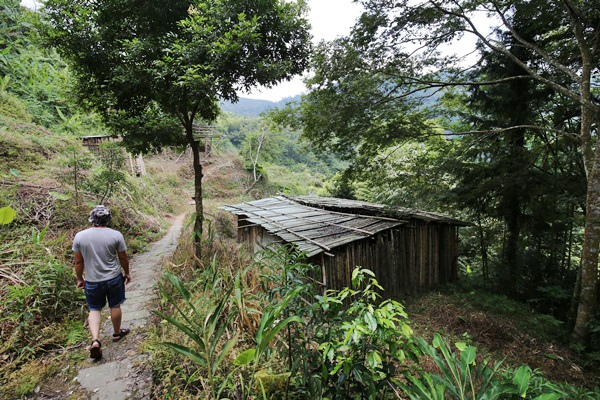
74, 251, 85, 289
118, 251, 131, 284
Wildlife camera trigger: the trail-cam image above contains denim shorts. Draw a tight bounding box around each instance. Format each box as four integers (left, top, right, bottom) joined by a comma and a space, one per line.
85, 274, 126, 311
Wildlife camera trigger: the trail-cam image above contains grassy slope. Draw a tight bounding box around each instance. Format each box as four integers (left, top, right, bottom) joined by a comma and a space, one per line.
0, 111, 192, 398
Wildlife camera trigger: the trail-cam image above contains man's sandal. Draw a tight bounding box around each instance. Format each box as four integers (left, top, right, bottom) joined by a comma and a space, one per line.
90, 340, 102, 359
112, 328, 130, 342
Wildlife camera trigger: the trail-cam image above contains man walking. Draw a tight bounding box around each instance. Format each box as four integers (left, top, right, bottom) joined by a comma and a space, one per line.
73, 205, 132, 359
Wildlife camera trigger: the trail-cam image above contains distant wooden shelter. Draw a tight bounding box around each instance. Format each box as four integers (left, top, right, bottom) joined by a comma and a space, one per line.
191, 124, 221, 156
81, 135, 118, 154
222, 196, 468, 297
81, 135, 146, 176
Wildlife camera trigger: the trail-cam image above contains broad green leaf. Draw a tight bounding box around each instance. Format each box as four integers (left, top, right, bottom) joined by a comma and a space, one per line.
367, 350, 382, 369
401, 323, 413, 338
234, 348, 255, 366
512, 365, 532, 397
362, 268, 376, 277
0, 206, 16, 225
462, 346, 476, 365
455, 342, 467, 351
532, 394, 561, 400
9, 169, 19, 177
364, 311, 377, 331
432, 334, 443, 348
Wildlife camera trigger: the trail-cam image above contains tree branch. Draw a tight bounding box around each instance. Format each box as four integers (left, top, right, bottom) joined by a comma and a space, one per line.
449, 124, 579, 140
426, 0, 597, 111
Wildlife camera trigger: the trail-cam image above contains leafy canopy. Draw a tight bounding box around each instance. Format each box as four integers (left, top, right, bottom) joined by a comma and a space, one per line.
43, 0, 312, 152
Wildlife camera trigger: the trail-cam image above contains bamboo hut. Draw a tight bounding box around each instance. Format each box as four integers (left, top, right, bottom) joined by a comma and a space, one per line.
81, 135, 117, 154
221, 196, 468, 297
81, 135, 146, 176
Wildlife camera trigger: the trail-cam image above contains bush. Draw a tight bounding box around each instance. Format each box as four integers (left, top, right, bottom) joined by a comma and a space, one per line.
401, 333, 598, 400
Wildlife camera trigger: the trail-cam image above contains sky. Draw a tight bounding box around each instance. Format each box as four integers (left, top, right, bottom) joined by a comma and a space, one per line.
19, 0, 363, 101
243, 0, 363, 101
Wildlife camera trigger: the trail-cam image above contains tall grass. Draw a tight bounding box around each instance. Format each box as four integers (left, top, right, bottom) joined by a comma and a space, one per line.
0, 224, 86, 397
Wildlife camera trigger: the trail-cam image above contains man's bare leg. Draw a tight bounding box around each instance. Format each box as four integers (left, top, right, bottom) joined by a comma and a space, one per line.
110, 306, 122, 334
88, 310, 102, 358
88, 310, 102, 343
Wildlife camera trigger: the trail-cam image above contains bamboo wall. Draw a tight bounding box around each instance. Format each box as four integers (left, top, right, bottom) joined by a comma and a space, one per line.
238, 216, 459, 298
82, 136, 117, 153
307, 220, 458, 297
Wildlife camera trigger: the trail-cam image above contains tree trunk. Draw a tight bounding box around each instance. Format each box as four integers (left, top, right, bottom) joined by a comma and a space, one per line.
501, 125, 526, 297
185, 123, 203, 262
572, 54, 599, 344
572, 137, 600, 344
476, 212, 489, 280
568, 261, 582, 332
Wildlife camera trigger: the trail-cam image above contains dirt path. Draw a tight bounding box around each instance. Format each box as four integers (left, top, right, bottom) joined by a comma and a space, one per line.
72, 213, 186, 400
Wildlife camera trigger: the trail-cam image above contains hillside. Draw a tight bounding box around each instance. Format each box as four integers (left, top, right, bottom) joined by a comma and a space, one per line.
2, 134, 599, 398
219, 95, 301, 117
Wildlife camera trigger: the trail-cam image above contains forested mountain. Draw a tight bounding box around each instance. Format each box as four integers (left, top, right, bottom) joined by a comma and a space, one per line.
220, 95, 301, 117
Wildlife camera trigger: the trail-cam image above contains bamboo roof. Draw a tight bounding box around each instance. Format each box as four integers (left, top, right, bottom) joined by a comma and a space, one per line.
221, 196, 406, 257
290, 196, 468, 226
191, 123, 221, 138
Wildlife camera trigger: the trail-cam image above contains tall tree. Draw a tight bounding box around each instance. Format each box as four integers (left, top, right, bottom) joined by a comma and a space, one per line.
285, 0, 598, 343
43, 0, 311, 260
456, 23, 554, 296
446, 48, 585, 300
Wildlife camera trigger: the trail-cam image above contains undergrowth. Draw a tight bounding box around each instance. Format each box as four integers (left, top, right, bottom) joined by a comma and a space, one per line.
0, 144, 190, 399
404, 282, 600, 389
148, 213, 599, 399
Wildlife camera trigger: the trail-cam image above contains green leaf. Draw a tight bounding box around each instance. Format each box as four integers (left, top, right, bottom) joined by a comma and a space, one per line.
462, 346, 476, 365
0, 206, 16, 225
401, 323, 413, 338
364, 311, 377, 331
163, 341, 207, 367
512, 365, 532, 397
258, 315, 302, 355
9, 169, 19, 177
212, 336, 237, 374
164, 272, 191, 302
330, 361, 343, 375
234, 348, 255, 366
152, 310, 202, 346
532, 394, 561, 400
367, 351, 382, 369
455, 342, 467, 352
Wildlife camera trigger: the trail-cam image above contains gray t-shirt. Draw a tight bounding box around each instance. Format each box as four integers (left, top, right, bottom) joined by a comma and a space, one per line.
72, 227, 127, 282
